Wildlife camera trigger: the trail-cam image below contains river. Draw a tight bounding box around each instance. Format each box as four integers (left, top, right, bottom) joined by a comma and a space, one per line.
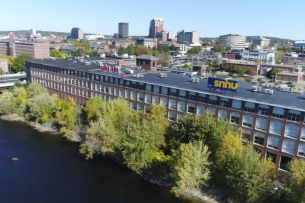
0, 119, 184, 203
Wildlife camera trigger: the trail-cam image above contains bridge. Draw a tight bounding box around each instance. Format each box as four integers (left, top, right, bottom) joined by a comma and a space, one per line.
0, 73, 27, 89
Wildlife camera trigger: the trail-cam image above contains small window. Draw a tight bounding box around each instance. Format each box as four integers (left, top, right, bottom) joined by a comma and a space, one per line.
208, 96, 217, 105
254, 133, 265, 146
255, 118, 267, 131
168, 111, 175, 121
188, 92, 196, 101
170, 88, 177, 97
153, 85, 159, 94
145, 94, 151, 104
125, 90, 130, 99
282, 140, 295, 154
179, 90, 186, 99
244, 102, 255, 113
153, 96, 159, 104
258, 104, 269, 116
242, 115, 253, 128
269, 121, 282, 135
131, 91, 136, 100
232, 100, 241, 110
197, 105, 205, 115
178, 101, 185, 112
161, 87, 168, 95
272, 107, 284, 119
284, 124, 298, 139
138, 92, 144, 102
220, 98, 229, 108
207, 107, 216, 115
187, 103, 195, 114
242, 129, 251, 142
169, 99, 176, 110
198, 94, 206, 103
230, 112, 240, 125
160, 97, 167, 107
139, 83, 144, 90
287, 110, 301, 122
301, 128, 305, 141
146, 84, 152, 92
267, 136, 280, 150
130, 102, 136, 110
218, 110, 228, 120
298, 144, 305, 157
137, 103, 143, 112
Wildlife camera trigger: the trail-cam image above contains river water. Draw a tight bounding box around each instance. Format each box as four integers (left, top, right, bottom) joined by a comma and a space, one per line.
0, 119, 183, 203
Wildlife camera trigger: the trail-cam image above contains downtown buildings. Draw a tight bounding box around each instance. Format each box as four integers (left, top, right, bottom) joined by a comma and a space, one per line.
219, 34, 246, 50
148, 18, 164, 38
177, 30, 200, 44
26, 56, 305, 171
71, 27, 83, 40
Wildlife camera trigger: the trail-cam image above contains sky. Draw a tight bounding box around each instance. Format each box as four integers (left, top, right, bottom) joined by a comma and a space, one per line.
1, 0, 304, 40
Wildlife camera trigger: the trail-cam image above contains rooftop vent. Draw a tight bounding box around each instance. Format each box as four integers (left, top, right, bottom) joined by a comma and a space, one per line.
160, 73, 167, 78
191, 78, 200, 83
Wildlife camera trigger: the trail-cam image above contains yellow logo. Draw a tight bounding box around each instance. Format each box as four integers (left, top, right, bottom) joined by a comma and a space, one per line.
214, 80, 238, 90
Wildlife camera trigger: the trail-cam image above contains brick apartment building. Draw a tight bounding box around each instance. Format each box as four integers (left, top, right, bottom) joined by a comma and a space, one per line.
26, 56, 305, 171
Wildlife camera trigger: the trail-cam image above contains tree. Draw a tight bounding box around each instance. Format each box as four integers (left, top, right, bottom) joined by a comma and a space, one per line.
188, 46, 202, 54
226, 46, 232, 52
162, 61, 169, 67
12, 54, 33, 72
170, 141, 211, 195
0, 91, 16, 114
227, 145, 275, 203
117, 46, 127, 56
127, 45, 135, 55
60, 53, 68, 58
236, 66, 247, 76
50, 49, 61, 57
187, 53, 192, 61
82, 96, 104, 121
169, 44, 176, 51
267, 68, 282, 79
175, 49, 180, 55
255, 58, 260, 63
165, 53, 171, 61
0, 55, 15, 68
244, 77, 253, 83
88, 50, 99, 57
212, 59, 219, 69
275, 52, 284, 63
28, 92, 55, 123
212, 44, 225, 52
286, 159, 305, 203
202, 41, 208, 46
123, 120, 166, 171
26, 83, 49, 98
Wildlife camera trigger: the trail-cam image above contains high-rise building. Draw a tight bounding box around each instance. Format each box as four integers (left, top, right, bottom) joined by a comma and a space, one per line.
148, 18, 164, 38
177, 30, 200, 44
219, 34, 246, 50
71, 27, 83, 40
31, 28, 36, 36
118, 23, 129, 39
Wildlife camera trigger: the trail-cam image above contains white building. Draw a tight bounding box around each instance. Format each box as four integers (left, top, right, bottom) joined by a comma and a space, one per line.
167, 32, 175, 40
219, 34, 246, 50
252, 36, 270, 48
177, 30, 200, 44
31, 28, 36, 36
85, 34, 105, 40
241, 51, 275, 64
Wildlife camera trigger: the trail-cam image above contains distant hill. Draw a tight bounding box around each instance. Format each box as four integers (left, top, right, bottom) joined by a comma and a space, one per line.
0, 30, 96, 37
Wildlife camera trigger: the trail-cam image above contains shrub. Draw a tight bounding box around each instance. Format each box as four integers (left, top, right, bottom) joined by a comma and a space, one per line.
244, 77, 253, 83
287, 84, 295, 88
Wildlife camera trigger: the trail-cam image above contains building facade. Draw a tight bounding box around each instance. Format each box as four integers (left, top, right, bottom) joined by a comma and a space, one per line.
219, 34, 246, 50
0, 58, 9, 73
241, 51, 275, 64
118, 23, 129, 39
252, 37, 270, 48
156, 31, 168, 42
71, 27, 83, 40
113, 40, 135, 48
136, 38, 158, 48
177, 30, 200, 44
148, 18, 164, 38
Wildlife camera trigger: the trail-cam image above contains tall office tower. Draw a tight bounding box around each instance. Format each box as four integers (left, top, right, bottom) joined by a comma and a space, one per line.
31, 28, 36, 35
148, 18, 164, 38
177, 30, 200, 44
71, 27, 84, 40
118, 22, 129, 39
219, 34, 246, 50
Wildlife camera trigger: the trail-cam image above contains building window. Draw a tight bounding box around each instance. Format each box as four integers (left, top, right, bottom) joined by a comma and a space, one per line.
255, 118, 267, 131
272, 107, 284, 119
244, 102, 255, 113
131, 81, 137, 89
301, 128, 305, 141
287, 110, 301, 122
138, 92, 144, 102
179, 90, 186, 99
242, 129, 251, 142
207, 107, 216, 115
254, 133, 265, 146
187, 103, 195, 114
153, 96, 159, 104
197, 105, 205, 115
109, 87, 113, 95
119, 89, 124, 97
232, 100, 241, 110
169, 99, 176, 110
258, 104, 269, 116
153, 85, 159, 94
178, 101, 185, 112
282, 140, 295, 154
188, 92, 196, 101
170, 88, 177, 97
161, 87, 168, 95
267, 136, 280, 150
145, 94, 151, 104
160, 97, 167, 107
230, 112, 240, 125
198, 94, 206, 103
168, 111, 175, 121
146, 84, 151, 92
177, 113, 184, 121
220, 98, 229, 108
130, 102, 136, 110
144, 105, 150, 114
284, 124, 298, 139
269, 121, 282, 135
125, 90, 130, 99
298, 144, 305, 157
266, 152, 277, 163
131, 91, 136, 100
242, 115, 254, 128
139, 83, 144, 90
218, 110, 228, 120
114, 87, 118, 96
137, 103, 143, 112
208, 96, 217, 105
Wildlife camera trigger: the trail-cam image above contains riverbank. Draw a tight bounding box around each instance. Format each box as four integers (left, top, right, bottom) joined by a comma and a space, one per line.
0, 114, 231, 203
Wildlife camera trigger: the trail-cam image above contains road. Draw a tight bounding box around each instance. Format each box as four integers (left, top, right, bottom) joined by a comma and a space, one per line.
0, 74, 27, 88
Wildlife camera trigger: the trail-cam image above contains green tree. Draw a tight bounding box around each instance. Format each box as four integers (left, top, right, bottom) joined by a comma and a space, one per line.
60, 53, 68, 58
88, 50, 99, 57
50, 49, 61, 57
28, 92, 55, 123
255, 58, 260, 63
275, 52, 284, 63
12, 54, 33, 72
236, 66, 247, 76
165, 53, 171, 61
170, 141, 211, 195
187, 53, 192, 61
169, 44, 176, 51
26, 83, 49, 98
227, 145, 275, 203
127, 45, 135, 55
267, 68, 282, 79
82, 96, 104, 121
286, 159, 305, 203
226, 46, 232, 52
213, 44, 225, 52
212, 59, 219, 69
175, 49, 180, 55
0, 55, 15, 68
0, 68, 4, 82
0, 91, 16, 114
244, 77, 253, 83
202, 41, 208, 46
117, 46, 127, 56
188, 46, 202, 54
162, 61, 169, 67
123, 120, 166, 171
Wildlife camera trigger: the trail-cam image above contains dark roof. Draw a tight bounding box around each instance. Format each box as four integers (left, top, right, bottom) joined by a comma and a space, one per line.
136, 54, 159, 60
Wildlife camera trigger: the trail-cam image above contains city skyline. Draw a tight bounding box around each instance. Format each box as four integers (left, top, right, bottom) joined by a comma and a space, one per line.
1, 0, 305, 40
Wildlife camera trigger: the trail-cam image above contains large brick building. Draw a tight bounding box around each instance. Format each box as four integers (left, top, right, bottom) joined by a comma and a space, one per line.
26, 56, 305, 171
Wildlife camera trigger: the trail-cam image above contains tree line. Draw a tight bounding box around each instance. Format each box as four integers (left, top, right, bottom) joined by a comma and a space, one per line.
0, 83, 304, 202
